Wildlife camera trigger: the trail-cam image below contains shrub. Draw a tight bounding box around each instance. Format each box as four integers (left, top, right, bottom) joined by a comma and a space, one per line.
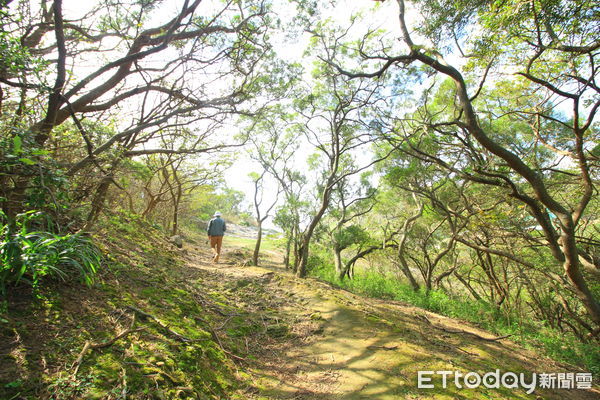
306, 245, 334, 274
0, 211, 101, 295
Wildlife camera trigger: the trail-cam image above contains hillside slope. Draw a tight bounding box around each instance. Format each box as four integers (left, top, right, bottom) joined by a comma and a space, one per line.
1, 216, 253, 399
1, 217, 597, 399
185, 246, 599, 400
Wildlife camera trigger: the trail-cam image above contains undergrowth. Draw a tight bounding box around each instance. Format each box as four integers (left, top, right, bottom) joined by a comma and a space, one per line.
0, 210, 101, 297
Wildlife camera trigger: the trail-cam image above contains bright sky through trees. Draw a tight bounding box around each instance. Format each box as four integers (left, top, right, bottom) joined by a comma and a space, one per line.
225, 0, 405, 222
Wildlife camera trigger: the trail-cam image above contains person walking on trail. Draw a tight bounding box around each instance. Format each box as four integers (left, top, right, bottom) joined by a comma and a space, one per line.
207, 211, 226, 263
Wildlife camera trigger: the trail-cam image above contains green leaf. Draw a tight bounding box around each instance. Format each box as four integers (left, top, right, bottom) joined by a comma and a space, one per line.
12, 136, 22, 154
18, 158, 37, 165
4, 379, 23, 388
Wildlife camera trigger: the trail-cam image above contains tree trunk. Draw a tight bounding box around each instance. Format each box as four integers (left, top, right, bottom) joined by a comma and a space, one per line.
170, 164, 183, 236
83, 175, 112, 231
454, 271, 482, 301
334, 245, 343, 279
397, 250, 420, 292
293, 232, 301, 274
2, 176, 28, 221
425, 271, 433, 294
296, 238, 311, 278
171, 195, 180, 236
340, 245, 380, 280
2, 1, 67, 218
559, 222, 600, 325
142, 195, 158, 218
283, 234, 292, 269
296, 187, 332, 278
252, 223, 263, 266
395, 199, 423, 291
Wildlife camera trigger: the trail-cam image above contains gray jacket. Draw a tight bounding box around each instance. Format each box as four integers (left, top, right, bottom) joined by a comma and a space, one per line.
207, 217, 226, 236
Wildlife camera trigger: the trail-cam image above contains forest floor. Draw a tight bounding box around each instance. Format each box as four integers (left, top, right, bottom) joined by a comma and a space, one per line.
187, 236, 599, 400
1, 217, 598, 399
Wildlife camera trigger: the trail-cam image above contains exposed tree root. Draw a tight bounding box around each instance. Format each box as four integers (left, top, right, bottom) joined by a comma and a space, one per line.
72, 313, 144, 375
195, 315, 247, 363
367, 345, 398, 351
72, 304, 206, 376
417, 314, 514, 342
126, 305, 195, 343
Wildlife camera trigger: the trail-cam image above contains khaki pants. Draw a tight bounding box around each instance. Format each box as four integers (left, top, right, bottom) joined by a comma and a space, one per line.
209, 235, 223, 262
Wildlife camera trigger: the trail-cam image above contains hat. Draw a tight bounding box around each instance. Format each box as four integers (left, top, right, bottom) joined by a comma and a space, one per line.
214, 211, 221, 217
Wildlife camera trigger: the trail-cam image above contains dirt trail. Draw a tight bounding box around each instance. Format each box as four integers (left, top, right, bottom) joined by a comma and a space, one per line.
185, 241, 599, 400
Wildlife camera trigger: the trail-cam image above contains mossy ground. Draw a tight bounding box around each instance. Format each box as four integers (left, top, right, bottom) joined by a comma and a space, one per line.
0, 214, 278, 399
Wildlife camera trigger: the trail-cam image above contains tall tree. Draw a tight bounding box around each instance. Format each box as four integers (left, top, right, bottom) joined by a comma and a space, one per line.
248, 107, 305, 269
293, 73, 393, 277
329, 0, 600, 326
248, 170, 280, 266
326, 175, 376, 279
1, 0, 276, 225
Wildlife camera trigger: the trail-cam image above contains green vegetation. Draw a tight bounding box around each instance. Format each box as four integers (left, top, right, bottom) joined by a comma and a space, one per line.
225, 234, 281, 254
0, 216, 255, 399
0, 211, 101, 297
308, 252, 600, 375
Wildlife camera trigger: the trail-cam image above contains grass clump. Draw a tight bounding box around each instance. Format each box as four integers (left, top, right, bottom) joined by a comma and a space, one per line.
0, 211, 101, 297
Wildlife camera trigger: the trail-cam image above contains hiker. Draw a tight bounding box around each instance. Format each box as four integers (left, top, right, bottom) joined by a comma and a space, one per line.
207, 211, 226, 263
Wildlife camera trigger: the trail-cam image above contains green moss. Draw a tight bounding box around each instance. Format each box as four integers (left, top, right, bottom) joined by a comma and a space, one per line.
225, 315, 262, 338
0, 214, 253, 399
265, 323, 289, 338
